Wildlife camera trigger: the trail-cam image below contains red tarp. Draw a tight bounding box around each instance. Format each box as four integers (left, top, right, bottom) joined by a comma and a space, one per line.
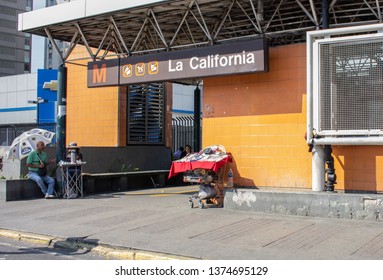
168, 145, 232, 178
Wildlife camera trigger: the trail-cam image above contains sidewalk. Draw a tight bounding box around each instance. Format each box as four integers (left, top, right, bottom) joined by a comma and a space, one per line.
0, 185, 383, 260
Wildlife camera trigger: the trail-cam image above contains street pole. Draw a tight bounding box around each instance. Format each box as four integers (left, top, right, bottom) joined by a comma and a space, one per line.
37, 101, 39, 127
56, 64, 67, 163
193, 84, 201, 152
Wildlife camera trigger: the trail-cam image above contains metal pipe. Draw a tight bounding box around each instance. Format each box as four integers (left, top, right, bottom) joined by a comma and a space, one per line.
306, 30, 314, 145
322, 0, 329, 29
110, 16, 131, 55
313, 137, 383, 145
324, 145, 336, 191
193, 85, 201, 152
309, 0, 319, 28
75, 22, 95, 60
307, 23, 383, 191
169, 0, 195, 46
45, 27, 64, 63
312, 145, 325, 191
213, 0, 235, 40
307, 22, 383, 38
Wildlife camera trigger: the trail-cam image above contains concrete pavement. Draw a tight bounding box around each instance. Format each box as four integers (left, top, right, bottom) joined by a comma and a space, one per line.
1, 185, 383, 260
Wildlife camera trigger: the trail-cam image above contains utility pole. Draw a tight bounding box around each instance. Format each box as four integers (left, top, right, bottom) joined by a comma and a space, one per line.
56, 64, 67, 163
193, 84, 201, 152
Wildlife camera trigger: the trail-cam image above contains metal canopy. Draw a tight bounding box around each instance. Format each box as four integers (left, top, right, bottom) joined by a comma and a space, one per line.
19, 0, 383, 62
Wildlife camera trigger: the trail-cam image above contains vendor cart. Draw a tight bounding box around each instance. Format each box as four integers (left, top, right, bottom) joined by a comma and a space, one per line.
169, 145, 232, 209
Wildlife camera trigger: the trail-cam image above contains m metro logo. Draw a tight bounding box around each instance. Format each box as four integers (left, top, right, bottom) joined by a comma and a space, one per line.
87, 59, 119, 87
93, 63, 106, 83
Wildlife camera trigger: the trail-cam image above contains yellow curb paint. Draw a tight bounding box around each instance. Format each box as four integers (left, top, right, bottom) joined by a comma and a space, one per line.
19, 234, 52, 245
91, 246, 135, 260
0, 229, 21, 240
0, 228, 198, 260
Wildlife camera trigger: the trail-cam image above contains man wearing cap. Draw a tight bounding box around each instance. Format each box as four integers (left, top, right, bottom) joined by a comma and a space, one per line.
62, 142, 84, 199
66, 142, 83, 162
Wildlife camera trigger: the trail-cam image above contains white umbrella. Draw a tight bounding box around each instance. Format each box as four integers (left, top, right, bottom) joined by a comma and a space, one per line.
7, 128, 55, 160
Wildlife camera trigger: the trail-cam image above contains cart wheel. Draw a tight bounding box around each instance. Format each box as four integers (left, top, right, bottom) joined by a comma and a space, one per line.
189, 200, 194, 208
198, 200, 205, 209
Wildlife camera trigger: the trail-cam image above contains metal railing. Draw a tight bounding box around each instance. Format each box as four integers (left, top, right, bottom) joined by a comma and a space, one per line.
0, 123, 57, 146
172, 116, 202, 153
1, 119, 200, 152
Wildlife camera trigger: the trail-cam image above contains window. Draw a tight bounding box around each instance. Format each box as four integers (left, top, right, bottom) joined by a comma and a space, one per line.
127, 83, 165, 145
24, 63, 30, 72
26, 0, 32, 9
24, 51, 30, 63
0, 46, 15, 56
0, 6, 16, 16
0, 32, 16, 43
0, 19, 16, 30
0, 60, 15, 68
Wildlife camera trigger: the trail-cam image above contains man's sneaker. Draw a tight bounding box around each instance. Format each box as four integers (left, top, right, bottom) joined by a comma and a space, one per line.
45, 194, 56, 199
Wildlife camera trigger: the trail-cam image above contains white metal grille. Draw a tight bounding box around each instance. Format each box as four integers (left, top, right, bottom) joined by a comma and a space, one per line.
318, 36, 383, 136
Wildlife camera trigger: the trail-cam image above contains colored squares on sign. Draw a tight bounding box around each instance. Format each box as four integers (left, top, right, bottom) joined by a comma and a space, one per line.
135, 63, 145, 76
122, 65, 133, 77
148, 61, 159, 74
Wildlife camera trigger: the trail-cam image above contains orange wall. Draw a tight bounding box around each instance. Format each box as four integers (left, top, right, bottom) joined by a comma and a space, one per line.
203, 44, 383, 192
66, 44, 383, 192
333, 146, 383, 192
66, 46, 172, 148
66, 46, 121, 147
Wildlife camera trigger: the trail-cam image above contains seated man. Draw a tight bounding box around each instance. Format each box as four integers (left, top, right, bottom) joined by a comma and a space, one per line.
173, 146, 184, 160
26, 141, 56, 199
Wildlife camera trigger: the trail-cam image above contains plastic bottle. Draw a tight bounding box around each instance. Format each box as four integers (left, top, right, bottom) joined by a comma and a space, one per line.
70, 149, 76, 163
228, 169, 233, 187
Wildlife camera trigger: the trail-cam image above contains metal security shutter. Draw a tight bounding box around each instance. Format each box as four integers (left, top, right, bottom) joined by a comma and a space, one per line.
127, 83, 165, 145
318, 36, 383, 136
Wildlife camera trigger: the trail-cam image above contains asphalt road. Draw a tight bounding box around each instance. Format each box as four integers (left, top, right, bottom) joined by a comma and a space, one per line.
0, 236, 106, 260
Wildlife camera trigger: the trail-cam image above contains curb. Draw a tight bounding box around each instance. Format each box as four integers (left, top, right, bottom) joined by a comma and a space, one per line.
0, 228, 199, 260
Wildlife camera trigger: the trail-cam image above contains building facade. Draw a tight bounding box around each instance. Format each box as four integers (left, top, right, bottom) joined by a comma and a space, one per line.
0, 70, 58, 147
18, 0, 383, 193
0, 73, 37, 127
0, 0, 32, 77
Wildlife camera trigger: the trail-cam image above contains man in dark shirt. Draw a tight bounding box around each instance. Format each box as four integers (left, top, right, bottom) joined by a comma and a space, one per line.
173, 146, 185, 160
